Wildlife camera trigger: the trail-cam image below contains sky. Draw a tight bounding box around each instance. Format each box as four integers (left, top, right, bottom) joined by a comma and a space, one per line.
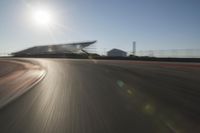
0, 0, 200, 54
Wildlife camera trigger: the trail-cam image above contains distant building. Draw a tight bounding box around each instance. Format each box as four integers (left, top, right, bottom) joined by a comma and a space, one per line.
107, 49, 127, 57
12, 41, 97, 57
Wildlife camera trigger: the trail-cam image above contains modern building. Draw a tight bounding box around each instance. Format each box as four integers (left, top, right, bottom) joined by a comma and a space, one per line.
107, 48, 127, 57
12, 41, 97, 57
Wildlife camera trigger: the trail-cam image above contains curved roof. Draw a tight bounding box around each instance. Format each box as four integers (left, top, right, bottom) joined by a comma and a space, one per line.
12, 41, 97, 55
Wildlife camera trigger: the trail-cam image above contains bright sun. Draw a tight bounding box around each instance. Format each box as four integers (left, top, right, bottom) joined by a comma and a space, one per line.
32, 8, 52, 26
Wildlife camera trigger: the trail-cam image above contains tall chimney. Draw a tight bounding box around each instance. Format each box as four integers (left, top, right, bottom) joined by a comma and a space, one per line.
133, 41, 136, 56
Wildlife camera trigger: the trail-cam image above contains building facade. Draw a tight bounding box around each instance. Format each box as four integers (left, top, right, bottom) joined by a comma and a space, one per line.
107, 49, 127, 57
12, 41, 96, 57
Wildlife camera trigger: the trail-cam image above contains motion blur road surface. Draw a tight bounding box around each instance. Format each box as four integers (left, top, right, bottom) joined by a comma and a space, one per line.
1, 58, 200, 133
0, 59, 45, 108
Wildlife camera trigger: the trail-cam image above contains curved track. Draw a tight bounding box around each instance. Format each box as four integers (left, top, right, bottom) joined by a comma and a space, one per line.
0, 59, 200, 133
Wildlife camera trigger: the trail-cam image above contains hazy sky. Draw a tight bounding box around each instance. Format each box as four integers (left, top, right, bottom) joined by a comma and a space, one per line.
0, 0, 200, 54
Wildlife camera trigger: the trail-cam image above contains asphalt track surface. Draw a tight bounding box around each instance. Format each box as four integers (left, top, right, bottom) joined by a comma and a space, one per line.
1, 58, 200, 133
0, 59, 45, 108
0, 60, 23, 76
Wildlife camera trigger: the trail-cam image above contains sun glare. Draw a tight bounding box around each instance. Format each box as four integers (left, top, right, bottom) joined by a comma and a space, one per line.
31, 8, 53, 26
